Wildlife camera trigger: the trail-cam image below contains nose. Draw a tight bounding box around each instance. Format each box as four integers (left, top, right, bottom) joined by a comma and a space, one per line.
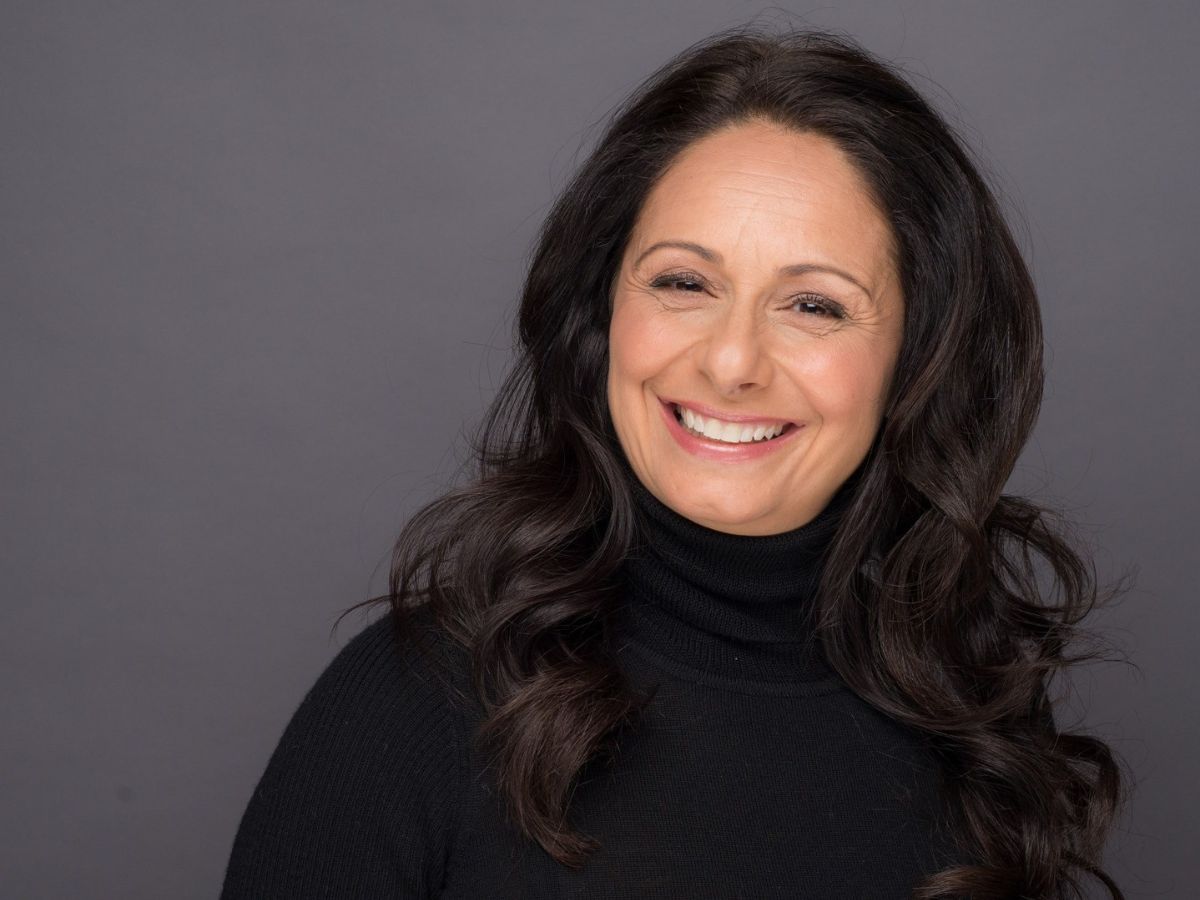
696, 302, 773, 397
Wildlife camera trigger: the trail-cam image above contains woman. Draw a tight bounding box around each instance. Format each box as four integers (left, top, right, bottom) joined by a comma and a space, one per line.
221, 25, 1129, 900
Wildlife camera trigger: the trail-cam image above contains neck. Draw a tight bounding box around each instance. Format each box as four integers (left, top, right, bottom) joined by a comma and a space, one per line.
614, 464, 859, 685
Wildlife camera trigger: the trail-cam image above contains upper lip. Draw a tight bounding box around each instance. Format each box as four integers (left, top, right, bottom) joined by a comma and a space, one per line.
661, 397, 798, 426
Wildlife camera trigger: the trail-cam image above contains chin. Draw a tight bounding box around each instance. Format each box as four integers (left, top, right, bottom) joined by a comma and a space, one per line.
666, 486, 773, 528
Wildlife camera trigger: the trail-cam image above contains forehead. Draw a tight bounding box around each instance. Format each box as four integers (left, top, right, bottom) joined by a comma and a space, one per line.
630, 120, 896, 275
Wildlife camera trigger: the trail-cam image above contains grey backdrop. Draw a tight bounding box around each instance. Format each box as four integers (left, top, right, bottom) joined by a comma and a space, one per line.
3, 2, 1195, 897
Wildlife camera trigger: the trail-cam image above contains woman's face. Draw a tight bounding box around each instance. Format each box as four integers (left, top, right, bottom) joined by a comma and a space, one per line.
607, 119, 904, 535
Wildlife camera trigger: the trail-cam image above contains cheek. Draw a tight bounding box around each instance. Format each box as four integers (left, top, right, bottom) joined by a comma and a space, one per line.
608, 299, 675, 384
789, 342, 893, 424
606, 303, 646, 435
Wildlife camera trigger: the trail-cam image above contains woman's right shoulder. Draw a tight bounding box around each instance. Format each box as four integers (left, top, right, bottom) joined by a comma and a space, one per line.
298, 602, 478, 753
333, 601, 471, 687
220, 602, 475, 898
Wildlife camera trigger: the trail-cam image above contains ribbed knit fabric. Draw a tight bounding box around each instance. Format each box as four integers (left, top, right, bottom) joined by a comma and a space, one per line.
220, 472, 964, 899
614, 467, 859, 685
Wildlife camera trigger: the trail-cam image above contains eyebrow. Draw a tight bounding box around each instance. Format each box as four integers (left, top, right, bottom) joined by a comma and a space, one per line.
633, 240, 875, 301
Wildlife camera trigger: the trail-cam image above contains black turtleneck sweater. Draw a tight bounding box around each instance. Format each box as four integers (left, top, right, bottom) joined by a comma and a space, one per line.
220, 474, 963, 898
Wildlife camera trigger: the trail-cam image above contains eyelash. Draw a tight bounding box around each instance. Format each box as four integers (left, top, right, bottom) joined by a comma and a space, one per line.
648, 271, 847, 320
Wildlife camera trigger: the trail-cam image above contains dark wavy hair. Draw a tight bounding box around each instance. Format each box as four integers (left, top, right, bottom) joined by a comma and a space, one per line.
340, 23, 1133, 899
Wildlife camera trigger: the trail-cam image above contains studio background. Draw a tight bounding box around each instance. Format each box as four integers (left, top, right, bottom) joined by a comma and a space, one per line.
2, 2, 1194, 897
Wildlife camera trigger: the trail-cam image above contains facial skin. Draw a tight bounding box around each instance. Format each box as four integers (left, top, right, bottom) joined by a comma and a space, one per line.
606, 119, 905, 535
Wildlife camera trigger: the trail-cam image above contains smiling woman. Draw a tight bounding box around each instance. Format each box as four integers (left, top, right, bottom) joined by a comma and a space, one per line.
608, 122, 904, 534
221, 23, 1129, 900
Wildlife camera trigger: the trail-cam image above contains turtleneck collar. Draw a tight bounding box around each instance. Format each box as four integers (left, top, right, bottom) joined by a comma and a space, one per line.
614, 465, 860, 686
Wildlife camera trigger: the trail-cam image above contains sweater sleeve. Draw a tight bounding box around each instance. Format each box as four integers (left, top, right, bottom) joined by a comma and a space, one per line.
219, 609, 467, 899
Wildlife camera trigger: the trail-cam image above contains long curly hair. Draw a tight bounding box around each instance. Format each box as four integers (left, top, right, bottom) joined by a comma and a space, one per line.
340, 24, 1133, 899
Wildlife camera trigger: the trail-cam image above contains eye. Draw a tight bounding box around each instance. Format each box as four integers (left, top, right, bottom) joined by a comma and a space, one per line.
649, 271, 709, 293
790, 293, 846, 319
648, 272, 847, 321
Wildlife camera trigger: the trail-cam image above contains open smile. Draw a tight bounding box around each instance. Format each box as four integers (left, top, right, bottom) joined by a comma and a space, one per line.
658, 397, 803, 461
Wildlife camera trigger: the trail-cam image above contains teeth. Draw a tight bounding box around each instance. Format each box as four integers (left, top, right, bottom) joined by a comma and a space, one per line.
675, 404, 787, 444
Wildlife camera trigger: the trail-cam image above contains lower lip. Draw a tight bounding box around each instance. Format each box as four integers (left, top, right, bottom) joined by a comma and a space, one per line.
659, 399, 803, 461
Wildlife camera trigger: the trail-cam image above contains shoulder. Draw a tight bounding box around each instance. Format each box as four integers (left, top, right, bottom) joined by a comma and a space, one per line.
221, 603, 472, 898
261, 603, 473, 805
294, 603, 472, 744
